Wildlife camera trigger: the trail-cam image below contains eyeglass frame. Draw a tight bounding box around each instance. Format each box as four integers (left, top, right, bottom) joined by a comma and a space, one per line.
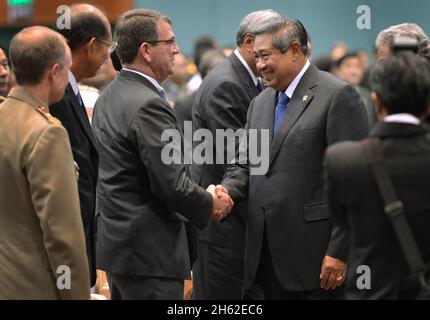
106, 38, 177, 55
147, 38, 177, 47
97, 38, 115, 51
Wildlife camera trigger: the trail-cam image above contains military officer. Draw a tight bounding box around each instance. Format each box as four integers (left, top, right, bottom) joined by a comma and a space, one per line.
0, 26, 90, 299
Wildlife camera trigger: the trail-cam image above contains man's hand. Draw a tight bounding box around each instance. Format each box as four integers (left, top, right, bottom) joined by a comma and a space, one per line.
206, 184, 234, 221
319, 255, 347, 290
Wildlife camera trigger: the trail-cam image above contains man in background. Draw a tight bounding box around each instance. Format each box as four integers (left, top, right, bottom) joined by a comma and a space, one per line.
335, 52, 377, 128
0, 44, 10, 102
50, 3, 112, 288
375, 23, 429, 59
325, 52, 430, 299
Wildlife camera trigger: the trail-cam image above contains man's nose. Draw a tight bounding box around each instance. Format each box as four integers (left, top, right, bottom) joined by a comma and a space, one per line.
256, 59, 266, 72
173, 42, 180, 54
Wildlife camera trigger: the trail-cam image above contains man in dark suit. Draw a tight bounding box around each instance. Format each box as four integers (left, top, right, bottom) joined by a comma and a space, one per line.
191, 10, 281, 300
221, 17, 369, 299
92, 9, 233, 300
50, 4, 112, 288
325, 52, 430, 299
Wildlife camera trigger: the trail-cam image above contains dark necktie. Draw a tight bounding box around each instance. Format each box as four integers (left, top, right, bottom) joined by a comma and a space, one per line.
273, 92, 290, 133
256, 79, 264, 93
76, 90, 84, 107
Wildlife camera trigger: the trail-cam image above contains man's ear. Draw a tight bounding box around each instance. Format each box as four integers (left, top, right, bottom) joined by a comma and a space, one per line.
371, 91, 385, 118
290, 41, 302, 56
138, 42, 152, 63
85, 37, 97, 56
243, 33, 255, 53
47, 63, 60, 83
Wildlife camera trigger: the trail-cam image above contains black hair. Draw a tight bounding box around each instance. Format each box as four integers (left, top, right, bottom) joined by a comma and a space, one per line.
54, 12, 109, 51
370, 51, 430, 116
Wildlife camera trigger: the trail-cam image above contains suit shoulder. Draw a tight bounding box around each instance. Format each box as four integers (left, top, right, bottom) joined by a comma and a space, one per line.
201, 60, 241, 88
253, 87, 275, 104
317, 69, 349, 90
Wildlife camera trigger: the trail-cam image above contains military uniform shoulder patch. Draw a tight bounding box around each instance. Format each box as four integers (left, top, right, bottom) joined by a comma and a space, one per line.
36, 105, 62, 125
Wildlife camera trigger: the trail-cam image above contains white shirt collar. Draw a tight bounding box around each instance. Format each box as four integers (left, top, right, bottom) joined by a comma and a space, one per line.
68, 71, 79, 95
283, 59, 310, 99
384, 113, 420, 125
122, 67, 165, 94
234, 49, 259, 86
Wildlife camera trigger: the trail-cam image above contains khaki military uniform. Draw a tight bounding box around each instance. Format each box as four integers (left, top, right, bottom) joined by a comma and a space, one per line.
0, 87, 90, 299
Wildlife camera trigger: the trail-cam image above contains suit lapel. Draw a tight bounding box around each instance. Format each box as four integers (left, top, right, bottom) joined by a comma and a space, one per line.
269, 64, 318, 166
261, 90, 277, 146
229, 54, 259, 98
66, 84, 97, 149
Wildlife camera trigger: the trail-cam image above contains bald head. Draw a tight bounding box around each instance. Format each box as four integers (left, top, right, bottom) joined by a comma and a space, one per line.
55, 3, 111, 51
70, 3, 111, 31
10, 26, 70, 85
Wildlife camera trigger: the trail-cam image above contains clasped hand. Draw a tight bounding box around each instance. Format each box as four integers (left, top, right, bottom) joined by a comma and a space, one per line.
206, 184, 234, 221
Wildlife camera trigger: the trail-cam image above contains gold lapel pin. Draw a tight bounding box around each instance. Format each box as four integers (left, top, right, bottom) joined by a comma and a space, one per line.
303, 95, 308, 102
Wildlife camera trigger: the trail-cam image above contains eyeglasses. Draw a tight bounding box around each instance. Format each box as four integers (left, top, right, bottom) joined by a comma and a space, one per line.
148, 39, 177, 47
97, 38, 115, 51
105, 38, 177, 55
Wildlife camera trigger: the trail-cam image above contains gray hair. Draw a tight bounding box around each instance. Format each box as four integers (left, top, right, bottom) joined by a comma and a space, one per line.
375, 23, 430, 55
236, 9, 282, 47
254, 17, 308, 55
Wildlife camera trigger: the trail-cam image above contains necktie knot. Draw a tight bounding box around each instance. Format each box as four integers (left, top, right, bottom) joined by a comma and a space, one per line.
76, 90, 83, 107
277, 92, 290, 106
274, 92, 290, 133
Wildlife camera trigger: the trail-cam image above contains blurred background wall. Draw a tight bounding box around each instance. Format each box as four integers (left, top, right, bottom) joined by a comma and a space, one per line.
133, 0, 430, 59
1, 0, 429, 60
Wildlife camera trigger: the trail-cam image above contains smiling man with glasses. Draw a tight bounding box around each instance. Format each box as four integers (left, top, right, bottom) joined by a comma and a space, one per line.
49, 3, 112, 291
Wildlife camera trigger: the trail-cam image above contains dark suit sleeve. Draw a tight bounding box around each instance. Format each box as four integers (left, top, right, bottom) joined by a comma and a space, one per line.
325, 85, 367, 260
324, 147, 351, 261
221, 94, 256, 201
206, 81, 249, 131
326, 84, 369, 144
206, 81, 251, 172
131, 98, 213, 229
324, 150, 349, 229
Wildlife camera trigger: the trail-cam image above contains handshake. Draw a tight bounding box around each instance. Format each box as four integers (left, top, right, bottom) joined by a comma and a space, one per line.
206, 184, 234, 221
